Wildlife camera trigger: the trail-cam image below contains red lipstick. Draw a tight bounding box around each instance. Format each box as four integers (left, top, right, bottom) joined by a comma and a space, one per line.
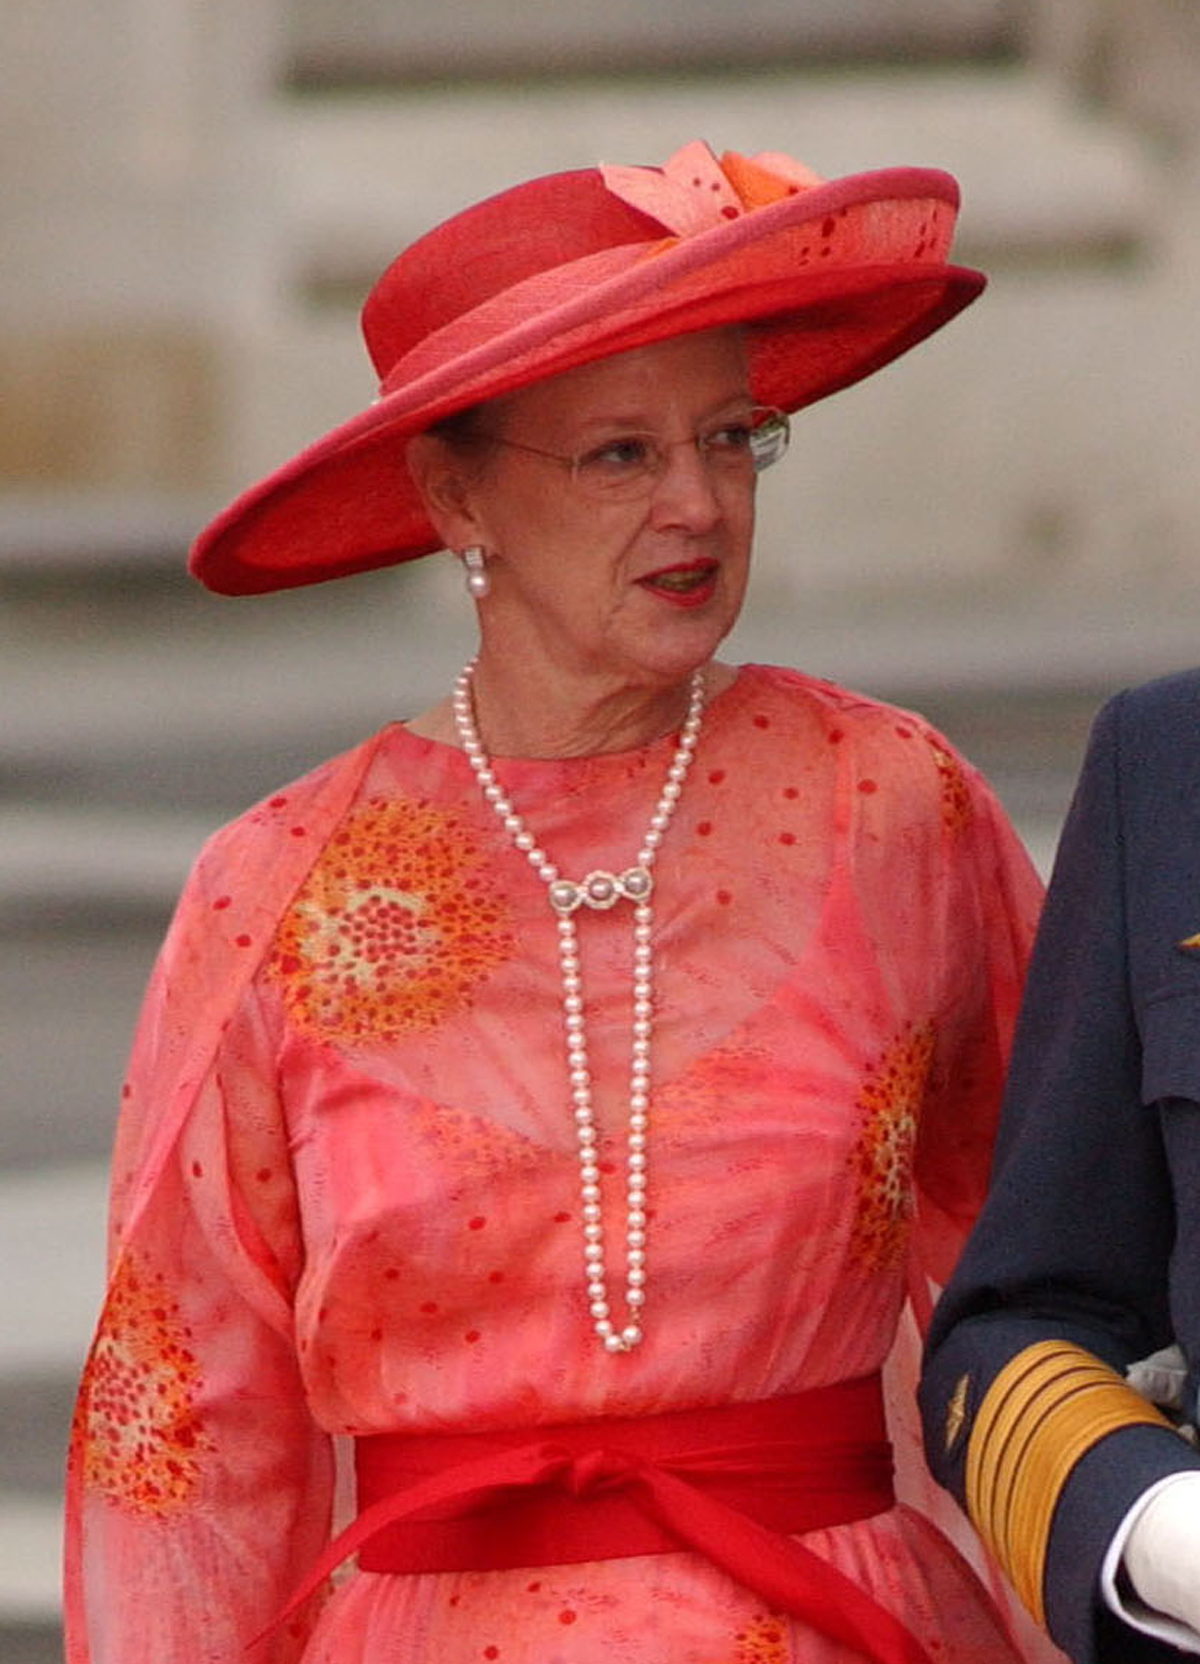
637, 560, 719, 608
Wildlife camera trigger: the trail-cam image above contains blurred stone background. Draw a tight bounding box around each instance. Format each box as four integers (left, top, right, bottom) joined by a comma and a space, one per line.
4, 1, 1200, 1656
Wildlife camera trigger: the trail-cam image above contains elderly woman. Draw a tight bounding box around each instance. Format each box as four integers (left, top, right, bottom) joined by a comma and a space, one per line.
65, 143, 1057, 1664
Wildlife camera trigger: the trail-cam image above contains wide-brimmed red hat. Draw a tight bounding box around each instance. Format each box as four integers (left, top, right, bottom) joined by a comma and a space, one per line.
191, 140, 984, 595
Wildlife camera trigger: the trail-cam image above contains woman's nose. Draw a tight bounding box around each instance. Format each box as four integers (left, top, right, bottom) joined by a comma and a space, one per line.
647, 439, 725, 530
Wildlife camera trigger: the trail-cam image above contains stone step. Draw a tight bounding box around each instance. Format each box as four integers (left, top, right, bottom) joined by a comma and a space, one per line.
0, 1621, 63, 1664
0, 1165, 106, 1643
0, 1165, 106, 1377
0, 1499, 63, 1627
286, 0, 1018, 87
0, 806, 209, 923
0, 927, 162, 1169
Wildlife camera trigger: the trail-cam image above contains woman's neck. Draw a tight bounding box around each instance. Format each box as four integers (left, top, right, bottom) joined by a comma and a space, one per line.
408, 659, 736, 758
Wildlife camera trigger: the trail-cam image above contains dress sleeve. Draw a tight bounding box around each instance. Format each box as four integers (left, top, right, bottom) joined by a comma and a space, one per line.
63, 739, 383, 1663
57, 767, 386, 1664
919, 693, 1200, 1664
909, 746, 1045, 1300
64, 970, 334, 1664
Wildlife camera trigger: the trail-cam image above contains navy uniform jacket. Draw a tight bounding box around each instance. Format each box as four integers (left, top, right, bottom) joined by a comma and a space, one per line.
920, 669, 1200, 1663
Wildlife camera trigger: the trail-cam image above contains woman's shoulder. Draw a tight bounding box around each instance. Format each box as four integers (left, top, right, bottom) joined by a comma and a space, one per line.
735, 664, 990, 838
738, 662, 960, 753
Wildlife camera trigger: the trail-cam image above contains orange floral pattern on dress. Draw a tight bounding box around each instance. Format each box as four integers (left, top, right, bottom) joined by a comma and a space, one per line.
847, 1022, 936, 1270
73, 1248, 212, 1514
266, 794, 514, 1043
717, 1612, 789, 1663
926, 737, 973, 835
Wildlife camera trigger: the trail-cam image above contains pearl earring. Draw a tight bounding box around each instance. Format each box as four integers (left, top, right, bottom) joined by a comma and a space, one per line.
461, 546, 491, 600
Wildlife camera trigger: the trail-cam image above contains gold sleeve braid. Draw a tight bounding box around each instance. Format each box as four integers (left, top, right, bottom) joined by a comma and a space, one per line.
964, 1340, 1174, 1625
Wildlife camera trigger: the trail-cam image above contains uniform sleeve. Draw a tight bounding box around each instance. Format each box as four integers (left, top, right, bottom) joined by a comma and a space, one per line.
64, 887, 336, 1662
919, 694, 1200, 1664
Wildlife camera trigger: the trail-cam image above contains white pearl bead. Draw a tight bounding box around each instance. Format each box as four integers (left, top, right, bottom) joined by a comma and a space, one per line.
626, 1287, 646, 1308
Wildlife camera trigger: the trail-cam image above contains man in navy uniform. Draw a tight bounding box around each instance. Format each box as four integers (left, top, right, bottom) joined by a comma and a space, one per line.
920, 670, 1200, 1661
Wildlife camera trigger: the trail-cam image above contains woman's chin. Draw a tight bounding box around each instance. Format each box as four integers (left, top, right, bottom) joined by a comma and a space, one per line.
621, 613, 739, 687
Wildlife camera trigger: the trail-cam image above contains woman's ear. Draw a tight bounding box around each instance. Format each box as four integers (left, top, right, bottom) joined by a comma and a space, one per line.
406, 432, 485, 552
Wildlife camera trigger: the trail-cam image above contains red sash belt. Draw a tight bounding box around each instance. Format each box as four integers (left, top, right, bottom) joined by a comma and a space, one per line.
266, 1375, 933, 1664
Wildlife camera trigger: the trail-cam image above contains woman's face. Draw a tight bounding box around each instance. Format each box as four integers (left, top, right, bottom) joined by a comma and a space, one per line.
422, 329, 759, 695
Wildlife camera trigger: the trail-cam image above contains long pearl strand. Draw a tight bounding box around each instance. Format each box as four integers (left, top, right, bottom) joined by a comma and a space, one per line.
451, 662, 706, 1353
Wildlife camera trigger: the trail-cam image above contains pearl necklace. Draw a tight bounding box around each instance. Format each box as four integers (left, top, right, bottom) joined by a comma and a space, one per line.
451, 662, 706, 1353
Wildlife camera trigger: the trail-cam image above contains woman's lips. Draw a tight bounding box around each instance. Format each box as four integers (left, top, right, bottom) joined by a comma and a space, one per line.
638, 561, 719, 606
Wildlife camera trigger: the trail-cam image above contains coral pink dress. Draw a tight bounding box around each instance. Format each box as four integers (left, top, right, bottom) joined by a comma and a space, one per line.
65, 665, 1058, 1664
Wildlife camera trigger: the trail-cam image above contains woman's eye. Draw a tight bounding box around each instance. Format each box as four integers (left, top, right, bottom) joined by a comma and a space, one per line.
582, 436, 654, 473
705, 423, 754, 453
